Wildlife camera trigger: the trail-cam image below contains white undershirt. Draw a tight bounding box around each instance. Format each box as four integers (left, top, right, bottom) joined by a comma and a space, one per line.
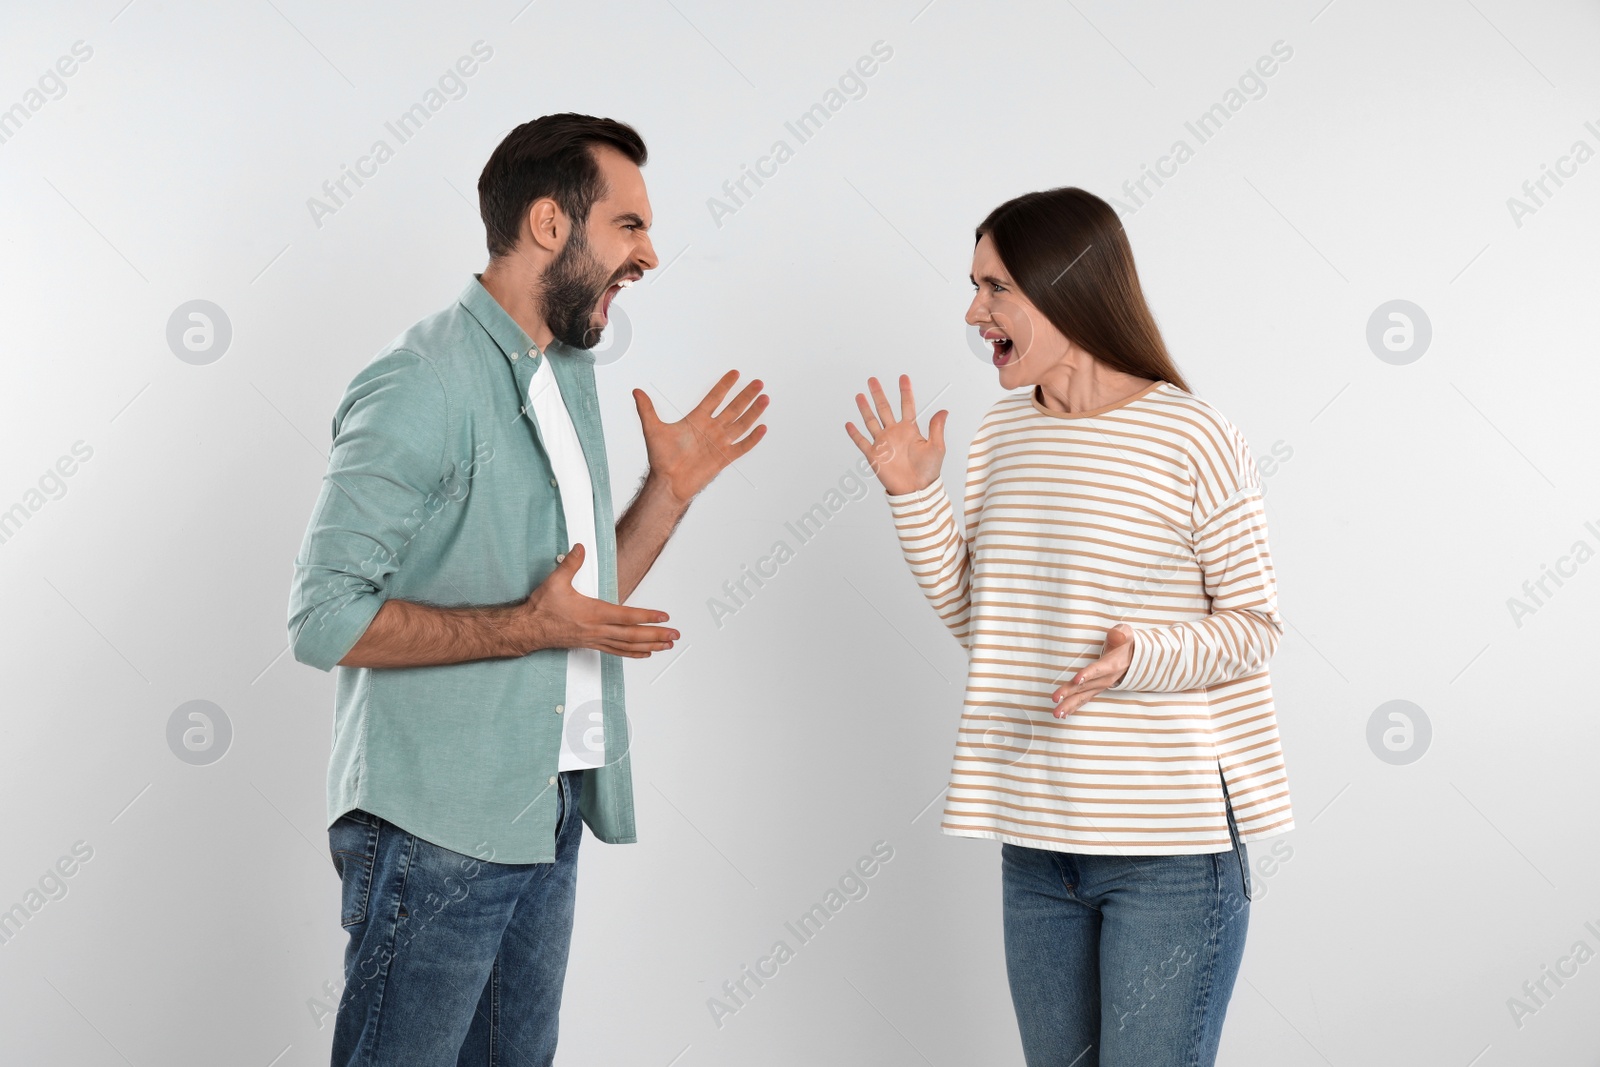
526, 353, 605, 771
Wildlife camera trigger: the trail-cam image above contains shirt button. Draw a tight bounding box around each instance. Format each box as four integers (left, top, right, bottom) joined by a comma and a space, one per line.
547, 775, 557, 786
555, 704, 564, 714
510, 350, 519, 361
555, 552, 566, 563
549, 477, 558, 487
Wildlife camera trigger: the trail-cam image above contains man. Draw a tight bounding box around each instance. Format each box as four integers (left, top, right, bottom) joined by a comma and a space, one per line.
287, 113, 768, 1065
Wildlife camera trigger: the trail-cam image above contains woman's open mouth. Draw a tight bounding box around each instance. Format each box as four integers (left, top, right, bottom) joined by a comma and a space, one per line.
983, 330, 1016, 367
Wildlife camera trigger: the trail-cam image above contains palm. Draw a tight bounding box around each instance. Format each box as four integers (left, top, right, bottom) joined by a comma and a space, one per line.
845, 375, 947, 495
633, 370, 768, 503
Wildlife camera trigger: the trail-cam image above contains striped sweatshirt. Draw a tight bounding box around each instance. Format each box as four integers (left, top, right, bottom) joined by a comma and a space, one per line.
884, 379, 1294, 855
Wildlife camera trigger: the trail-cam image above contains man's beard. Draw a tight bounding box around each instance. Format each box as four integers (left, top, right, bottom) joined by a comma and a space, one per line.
537, 227, 616, 351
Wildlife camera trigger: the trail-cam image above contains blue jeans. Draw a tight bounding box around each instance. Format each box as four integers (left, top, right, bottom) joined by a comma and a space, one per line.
327, 771, 584, 1067
1001, 805, 1251, 1066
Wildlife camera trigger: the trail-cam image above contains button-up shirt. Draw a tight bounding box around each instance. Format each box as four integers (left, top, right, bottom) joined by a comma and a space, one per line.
287, 274, 636, 862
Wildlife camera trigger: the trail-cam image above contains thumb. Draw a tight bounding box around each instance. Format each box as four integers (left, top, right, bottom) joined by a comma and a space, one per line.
556, 542, 585, 579
632, 388, 659, 427
928, 409, 949, 454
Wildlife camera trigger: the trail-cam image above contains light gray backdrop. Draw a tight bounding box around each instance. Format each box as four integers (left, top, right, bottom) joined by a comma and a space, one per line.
3, 0, 1597, 1063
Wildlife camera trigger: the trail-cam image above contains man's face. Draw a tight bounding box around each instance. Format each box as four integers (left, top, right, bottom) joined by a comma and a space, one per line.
539, 144, 659, 350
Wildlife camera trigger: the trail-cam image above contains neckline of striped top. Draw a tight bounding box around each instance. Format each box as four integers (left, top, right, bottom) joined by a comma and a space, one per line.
1028, 378, 1170, 420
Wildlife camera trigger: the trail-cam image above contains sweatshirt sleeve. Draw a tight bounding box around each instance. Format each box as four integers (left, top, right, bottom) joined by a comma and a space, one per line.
884, 478, 973, 649
1108, 421, 1283, 693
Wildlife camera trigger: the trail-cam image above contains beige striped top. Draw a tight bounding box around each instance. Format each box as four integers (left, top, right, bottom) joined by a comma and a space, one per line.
885, 379, 1294, 854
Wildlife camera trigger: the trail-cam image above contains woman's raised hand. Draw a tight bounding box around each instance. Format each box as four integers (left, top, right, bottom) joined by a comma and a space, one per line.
845, 375, 948, 496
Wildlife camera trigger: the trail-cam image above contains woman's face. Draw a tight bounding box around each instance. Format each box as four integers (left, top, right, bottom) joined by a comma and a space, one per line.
965, 233, 1072, 391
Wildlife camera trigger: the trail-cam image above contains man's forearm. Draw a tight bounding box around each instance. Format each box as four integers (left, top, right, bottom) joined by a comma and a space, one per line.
336, 471, 685, 669
616, 470, 691, 603
338, 597, 529, 669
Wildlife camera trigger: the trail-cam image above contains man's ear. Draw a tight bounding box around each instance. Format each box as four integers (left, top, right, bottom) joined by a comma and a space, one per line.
525, 196, 565, 254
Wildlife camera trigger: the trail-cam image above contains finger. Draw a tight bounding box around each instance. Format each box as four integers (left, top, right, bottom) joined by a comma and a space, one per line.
1056, 671, 1107, 703
590, 600, 673, 626
1050, 663, 1098, 703
929, 409, 949, 454
854, 391, 884, 436
594, 644, 654, 659
714, 379, 765, 423
844, 421, 875, 456
898, 374, 917, 424
600, 623, 680, 648
588, 637, 675, 658
595, 642, 670, 658
867, 376, 895, 427
724, 392, 769, 437
601, 630, 675, 646
1052, 683, 1106, 718
1049, 681, 1113, 713
1067, 657, 1111, 689
690, 369, 741, 419
727, 422, 768, 459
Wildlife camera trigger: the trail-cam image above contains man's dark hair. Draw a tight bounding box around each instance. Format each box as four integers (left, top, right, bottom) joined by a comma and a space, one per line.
477, 113, 647, 259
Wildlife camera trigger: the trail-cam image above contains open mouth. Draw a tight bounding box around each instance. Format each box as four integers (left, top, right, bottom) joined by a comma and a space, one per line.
599, 276, 637, 322
983, 329, 1016, 367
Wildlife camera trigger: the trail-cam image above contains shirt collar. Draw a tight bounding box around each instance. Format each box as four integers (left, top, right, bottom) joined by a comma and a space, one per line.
458, 273, 595, 367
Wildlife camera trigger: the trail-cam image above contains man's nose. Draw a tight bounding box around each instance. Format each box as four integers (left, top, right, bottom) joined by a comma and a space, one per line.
636, 234, 660, 272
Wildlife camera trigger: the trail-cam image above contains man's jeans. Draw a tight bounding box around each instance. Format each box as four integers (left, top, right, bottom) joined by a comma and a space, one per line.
1001, 801, 1252, 1067
327, 771, 584, 1067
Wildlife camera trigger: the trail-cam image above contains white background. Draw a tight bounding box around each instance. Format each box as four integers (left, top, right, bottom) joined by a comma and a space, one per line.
2, 1, 1597, 1064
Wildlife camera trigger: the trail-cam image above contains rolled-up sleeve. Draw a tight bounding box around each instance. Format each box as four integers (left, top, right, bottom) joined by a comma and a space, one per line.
287, 349, 449, 672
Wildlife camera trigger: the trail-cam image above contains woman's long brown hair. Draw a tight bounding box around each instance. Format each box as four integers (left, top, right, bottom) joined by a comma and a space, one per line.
976, 187, 1191, 394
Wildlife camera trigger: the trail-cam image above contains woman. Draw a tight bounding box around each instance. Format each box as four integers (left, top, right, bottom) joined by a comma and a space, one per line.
845, 187, 1293, 1066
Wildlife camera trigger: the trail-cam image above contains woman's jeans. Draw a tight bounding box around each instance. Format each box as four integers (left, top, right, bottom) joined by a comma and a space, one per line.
1001, 803, 1252, 1067
326, 770, 584, 1067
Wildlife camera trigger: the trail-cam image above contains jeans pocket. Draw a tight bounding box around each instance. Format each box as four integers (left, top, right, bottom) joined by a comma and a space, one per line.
329, 810, 378, 928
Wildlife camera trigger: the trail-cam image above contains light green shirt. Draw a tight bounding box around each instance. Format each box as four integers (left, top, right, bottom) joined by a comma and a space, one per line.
287, 274, 636, 862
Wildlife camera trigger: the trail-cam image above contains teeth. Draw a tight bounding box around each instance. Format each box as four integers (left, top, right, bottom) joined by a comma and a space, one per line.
618, 279, 635, 288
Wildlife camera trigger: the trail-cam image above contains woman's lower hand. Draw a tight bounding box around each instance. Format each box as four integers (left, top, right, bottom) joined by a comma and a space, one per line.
1051, 624, 1135, 717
